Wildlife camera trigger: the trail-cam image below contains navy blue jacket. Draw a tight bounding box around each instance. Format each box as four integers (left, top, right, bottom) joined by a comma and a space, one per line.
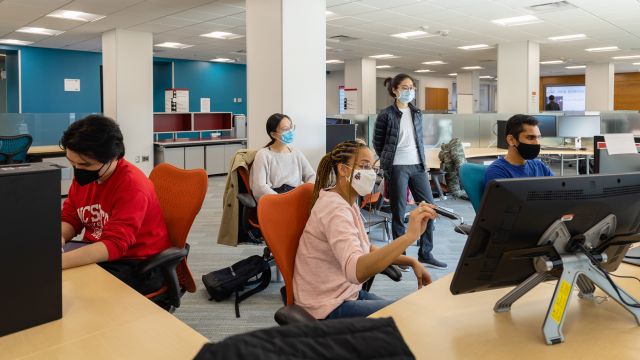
373, 103, 426, 173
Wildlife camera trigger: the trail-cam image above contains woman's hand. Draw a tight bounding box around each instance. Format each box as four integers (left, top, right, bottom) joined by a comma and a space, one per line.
412, 260, 432, 289
406, 202, 437, 241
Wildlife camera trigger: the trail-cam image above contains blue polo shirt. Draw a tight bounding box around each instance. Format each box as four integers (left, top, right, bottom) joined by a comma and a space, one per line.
483, 157, 554, 188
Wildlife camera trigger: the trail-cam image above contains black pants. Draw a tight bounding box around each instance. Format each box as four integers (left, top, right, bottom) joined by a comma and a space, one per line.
387, 164, 435, 259
98, 259, 165, 295
272, 184, 296, 194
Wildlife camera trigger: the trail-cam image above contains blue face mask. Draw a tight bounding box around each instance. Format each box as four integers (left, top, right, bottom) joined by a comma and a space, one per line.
280, 129, 295, 144
398, 89, 415, 104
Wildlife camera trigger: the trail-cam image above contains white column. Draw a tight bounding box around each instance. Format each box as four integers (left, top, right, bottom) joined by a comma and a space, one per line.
246, 0, 326, 167
344, 58, 377, 114
456, 71, 479, 114
586, 63, 614, 111
497, 41, 539, 114
102, 29, 154, 174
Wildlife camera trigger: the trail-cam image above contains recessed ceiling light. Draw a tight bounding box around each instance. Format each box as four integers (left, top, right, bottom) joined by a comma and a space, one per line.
210, 58, 235, 63
376, 65, 392, 69
491, 15, 542, 27
414, 69, 433, 73
200, 31, 244, 40
479, 75, 494, 79
0, 39, 33, 45
540, 60, 564, 64
548, 34, 587, 41
46, 10, 105, 22
369, 54, 396, 59
462, 66, 484, 70
448, 73, 458, 76
391, 30, 433, 39
565, 65, 586, 69
585, 46, 620, 52
612, 55, 640, 60
422, 60, 447, 65
633, 62, 640, 65
154, 42, 193, 49
16, 27, 64, 36
326, 59, 344, 64
458, 44, 491, 50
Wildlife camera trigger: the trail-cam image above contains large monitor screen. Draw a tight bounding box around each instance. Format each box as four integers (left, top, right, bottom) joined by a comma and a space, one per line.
545, 85, 585, 111
557, 115, 601, 138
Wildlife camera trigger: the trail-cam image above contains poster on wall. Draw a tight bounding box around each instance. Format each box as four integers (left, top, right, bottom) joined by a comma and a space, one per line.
339, 86, 358, 114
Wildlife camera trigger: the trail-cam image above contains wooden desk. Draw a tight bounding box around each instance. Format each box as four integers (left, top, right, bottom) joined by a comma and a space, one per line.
372, 263, 640, 359
0, 265, 208, 360
27, 145, 65, 157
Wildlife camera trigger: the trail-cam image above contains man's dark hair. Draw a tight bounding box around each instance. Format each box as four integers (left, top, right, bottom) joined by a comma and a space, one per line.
549, 95, 555, 101
505, 114, 539, 141
60, 114, 125, 163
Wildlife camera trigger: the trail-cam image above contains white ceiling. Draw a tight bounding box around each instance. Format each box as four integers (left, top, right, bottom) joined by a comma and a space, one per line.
1, 0, 640, 77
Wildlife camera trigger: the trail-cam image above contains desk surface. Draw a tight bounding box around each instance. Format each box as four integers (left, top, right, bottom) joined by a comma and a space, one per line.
0, 264, 208, 360
27, 145, 65, 156
372, 263, 640, 359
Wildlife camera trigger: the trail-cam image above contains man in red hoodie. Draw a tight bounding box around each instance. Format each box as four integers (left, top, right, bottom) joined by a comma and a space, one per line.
60, 115, 171, 294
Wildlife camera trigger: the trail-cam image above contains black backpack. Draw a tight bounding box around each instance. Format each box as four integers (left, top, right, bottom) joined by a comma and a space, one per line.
202, 254, 271, 318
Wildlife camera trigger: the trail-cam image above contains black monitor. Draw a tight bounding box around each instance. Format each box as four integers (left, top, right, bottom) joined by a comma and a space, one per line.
532, 115, 557, 137
326, 118, 350, 125
326, 124, 357, 153
593, 135, 640, 174
496, 120, 508, 149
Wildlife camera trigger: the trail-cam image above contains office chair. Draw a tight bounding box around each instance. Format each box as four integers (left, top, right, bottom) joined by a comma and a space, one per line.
236, 166, 262, 244
459, 163, 488, 213
139, 163, 207, 312
257, 184, 401, 326
0, 134, 33, 164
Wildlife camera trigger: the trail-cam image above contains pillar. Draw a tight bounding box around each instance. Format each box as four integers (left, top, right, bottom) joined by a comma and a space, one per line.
497, 41, 540, 114
585, 63, 614, 111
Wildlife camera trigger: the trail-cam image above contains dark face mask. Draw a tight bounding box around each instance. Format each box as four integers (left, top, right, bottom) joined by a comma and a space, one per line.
74, 161, 109, 186
515, 142, 541, 160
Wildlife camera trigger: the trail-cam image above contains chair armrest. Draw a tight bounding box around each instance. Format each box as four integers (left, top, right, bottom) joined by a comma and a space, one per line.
138, 247, 188, 275
237, 193, 257, 208
381, 265, 402, 282
138, 247, 188, 310
274, 304, 318, 326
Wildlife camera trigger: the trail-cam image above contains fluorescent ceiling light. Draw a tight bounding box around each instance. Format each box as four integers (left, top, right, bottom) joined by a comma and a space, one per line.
540, 60, 564, 64
326, 10, 334, 16
369, 54, 396, 59
200, 31, 244, 40
414, 69, 433, 73
210, 58, 235, 63
491, 15, 542, 27
0, 39, 33, 45
479, 75, 494, 79
585, 46, 619, 52
16, 27, 64, 36
422, 60, 446, 65
462, 66, 483, 70
548, 34, 587, 41
458, 44, 491, 50
633, 62, 640, 65
376, 65, 392, 69
565, 65, 586, 69
391, 30, 432, 39
46, 10, 105, 22
326, 59, 344, 64
448, 73, 458, 76
154, 42, 193, 49
612, 55, 640, 60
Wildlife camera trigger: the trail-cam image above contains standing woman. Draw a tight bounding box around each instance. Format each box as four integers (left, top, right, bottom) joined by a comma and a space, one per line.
373, 74, 447, 269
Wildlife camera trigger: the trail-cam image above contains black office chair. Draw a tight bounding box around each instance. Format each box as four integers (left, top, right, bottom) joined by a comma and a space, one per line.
0, 134, 33, 164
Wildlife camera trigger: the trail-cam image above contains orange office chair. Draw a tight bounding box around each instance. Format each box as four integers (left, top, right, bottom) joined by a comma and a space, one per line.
139, 163, 208, 312
236, 166, 262, 243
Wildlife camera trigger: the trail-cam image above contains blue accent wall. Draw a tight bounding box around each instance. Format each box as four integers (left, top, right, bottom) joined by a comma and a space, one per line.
153, 61, 172, 112
20, 47, 102, 113
4, 49, 20, 112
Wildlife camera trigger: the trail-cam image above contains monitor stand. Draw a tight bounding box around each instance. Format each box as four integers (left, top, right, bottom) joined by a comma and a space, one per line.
492, 215, 640, 345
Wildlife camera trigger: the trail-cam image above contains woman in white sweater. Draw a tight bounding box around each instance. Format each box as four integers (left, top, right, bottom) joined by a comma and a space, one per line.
250, 113, 316, 200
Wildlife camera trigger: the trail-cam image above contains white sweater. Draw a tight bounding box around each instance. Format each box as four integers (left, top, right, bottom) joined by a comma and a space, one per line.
250, 147, 316, 200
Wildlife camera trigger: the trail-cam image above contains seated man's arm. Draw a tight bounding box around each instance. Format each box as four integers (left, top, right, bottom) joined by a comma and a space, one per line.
483, 163, 510, 187
61, 222, 77, 245
62, 242, 109, 269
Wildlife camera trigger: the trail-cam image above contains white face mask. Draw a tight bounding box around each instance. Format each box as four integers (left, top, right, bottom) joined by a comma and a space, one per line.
345, 167, 377, 196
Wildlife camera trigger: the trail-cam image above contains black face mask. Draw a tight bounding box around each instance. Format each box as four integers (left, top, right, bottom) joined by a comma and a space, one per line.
74, 161, 109, 186
515, 142, 541, 160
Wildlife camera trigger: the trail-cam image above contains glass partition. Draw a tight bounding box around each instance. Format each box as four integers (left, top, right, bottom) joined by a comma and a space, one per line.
0, 113, 95, 146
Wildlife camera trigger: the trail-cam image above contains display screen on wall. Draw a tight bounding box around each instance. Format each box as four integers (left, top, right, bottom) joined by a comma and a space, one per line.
544, 85, 585, 111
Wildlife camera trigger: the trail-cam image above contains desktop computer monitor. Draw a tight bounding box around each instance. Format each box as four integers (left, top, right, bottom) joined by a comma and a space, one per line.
532, 115, 557, 137
557, 115, 601, 138
450, 173, 640, 295
593, 135, 640, 174
496, 120, 508, 149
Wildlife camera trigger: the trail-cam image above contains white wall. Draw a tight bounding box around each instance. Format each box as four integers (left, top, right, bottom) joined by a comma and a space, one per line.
586, 63, 614, 111
326, 70, 343, 115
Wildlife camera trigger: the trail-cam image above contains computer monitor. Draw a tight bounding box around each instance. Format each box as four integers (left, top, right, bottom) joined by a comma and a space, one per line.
326, 118, 350, 125
496, 120, 508, 149
557, 115, 601, 138
450, 173, 640, 344
326, 124, 357, 153
593, 135, 640, 174
532, 115, 557, 137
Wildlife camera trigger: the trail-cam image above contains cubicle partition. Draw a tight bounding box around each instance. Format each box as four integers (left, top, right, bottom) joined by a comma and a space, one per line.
0, 112, 93, 146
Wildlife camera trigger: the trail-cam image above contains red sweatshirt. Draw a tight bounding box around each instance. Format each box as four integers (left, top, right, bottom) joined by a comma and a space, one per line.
61, 159, 171, 261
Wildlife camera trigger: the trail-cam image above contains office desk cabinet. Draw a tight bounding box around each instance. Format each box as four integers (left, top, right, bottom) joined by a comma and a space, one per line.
154, 137, 246, 175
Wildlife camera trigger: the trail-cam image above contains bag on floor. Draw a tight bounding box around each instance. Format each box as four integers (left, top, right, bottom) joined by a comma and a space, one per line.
202, 254, 271, 318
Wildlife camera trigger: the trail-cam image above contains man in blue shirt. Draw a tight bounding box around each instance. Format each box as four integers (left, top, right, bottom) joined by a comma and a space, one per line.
484, 114, 554, 187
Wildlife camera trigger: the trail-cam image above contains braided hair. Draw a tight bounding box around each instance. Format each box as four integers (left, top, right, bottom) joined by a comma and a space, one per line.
311, 140, 368, 208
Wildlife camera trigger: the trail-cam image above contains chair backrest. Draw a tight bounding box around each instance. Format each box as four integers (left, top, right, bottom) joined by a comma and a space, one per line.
0, 134, 33, 164
459, 163, 488, 212
237, 166, 252, 195
257, 183, 314, 305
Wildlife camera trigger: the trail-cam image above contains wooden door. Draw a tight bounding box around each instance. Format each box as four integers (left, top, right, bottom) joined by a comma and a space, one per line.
425, 87, 448, 111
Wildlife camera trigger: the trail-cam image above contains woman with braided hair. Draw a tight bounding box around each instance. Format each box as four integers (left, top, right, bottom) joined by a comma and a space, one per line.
293, 140, 436, 319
